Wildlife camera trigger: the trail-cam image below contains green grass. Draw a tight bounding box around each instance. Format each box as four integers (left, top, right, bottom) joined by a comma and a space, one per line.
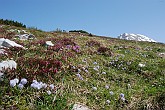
0, 25, 165, 110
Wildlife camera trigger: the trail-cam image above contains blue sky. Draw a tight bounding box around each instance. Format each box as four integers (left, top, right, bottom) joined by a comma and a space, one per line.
0, 0, 165, 43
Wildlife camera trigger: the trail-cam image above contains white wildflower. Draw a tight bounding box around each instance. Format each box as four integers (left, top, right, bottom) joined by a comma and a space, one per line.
93, 67, 99, 71
84, 69, 89, 73
121, 97, 126, 102
78, 69, 81, 73
82, 67, 86, 70
72, 66, 76, 69
127, 84, 131, 88
41, 83, 47, 89
17, 83, 24, 89
10, 79, 16, 87
14, 78, 19, 84
49, 84, 54, 90
109, 91, 114, 95
105, 85, 109, 89
20, 78, 27, 85
32, 80, 38, 84
93, 62, 97, 65
47, 90, 51, 95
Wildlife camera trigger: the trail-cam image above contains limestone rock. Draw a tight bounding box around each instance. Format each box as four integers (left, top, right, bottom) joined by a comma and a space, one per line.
46, 41, 54, 46
72, 104, 90, 110
0, 38, 24, 48
15, 34, 35, 40
0, 60, 17, 71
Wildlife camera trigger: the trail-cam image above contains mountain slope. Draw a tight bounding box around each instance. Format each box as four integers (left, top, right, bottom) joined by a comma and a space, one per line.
0, 24, 165, 110
118, 33, 157, 42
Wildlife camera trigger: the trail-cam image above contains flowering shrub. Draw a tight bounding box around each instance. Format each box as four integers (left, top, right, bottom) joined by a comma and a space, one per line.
97, 46, 113, 56
86, 40, 101, 47
16, 57, 62, 80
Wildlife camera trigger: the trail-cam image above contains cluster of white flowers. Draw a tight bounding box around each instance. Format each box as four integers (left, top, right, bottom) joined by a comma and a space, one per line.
30, 80, 47, 90
10, 78, 55, 95
30, 80, 55, 95
10, 78, 27, 89
10, 78, 19, 87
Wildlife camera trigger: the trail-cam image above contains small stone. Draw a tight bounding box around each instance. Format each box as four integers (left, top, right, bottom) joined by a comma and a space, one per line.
45, 41, 54, 46
138, 63, 145, 67
102, 72, 106, 74
92, 87, 97, 91
72, 104, 90, 110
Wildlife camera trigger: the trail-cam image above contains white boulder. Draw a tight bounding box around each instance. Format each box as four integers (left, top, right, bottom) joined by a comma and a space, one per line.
15, 34, 35, 40
72, 104, 90, 110
0, 38, 24, 48
0, 60, 17, 71
46, 41, 54, 46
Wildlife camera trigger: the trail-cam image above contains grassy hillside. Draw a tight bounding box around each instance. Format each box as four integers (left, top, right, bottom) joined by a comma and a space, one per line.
0, 24, 165, 110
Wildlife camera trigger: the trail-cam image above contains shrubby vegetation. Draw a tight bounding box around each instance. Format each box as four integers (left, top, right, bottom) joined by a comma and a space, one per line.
69, 30, 89, 34
0, 19, 26, 28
